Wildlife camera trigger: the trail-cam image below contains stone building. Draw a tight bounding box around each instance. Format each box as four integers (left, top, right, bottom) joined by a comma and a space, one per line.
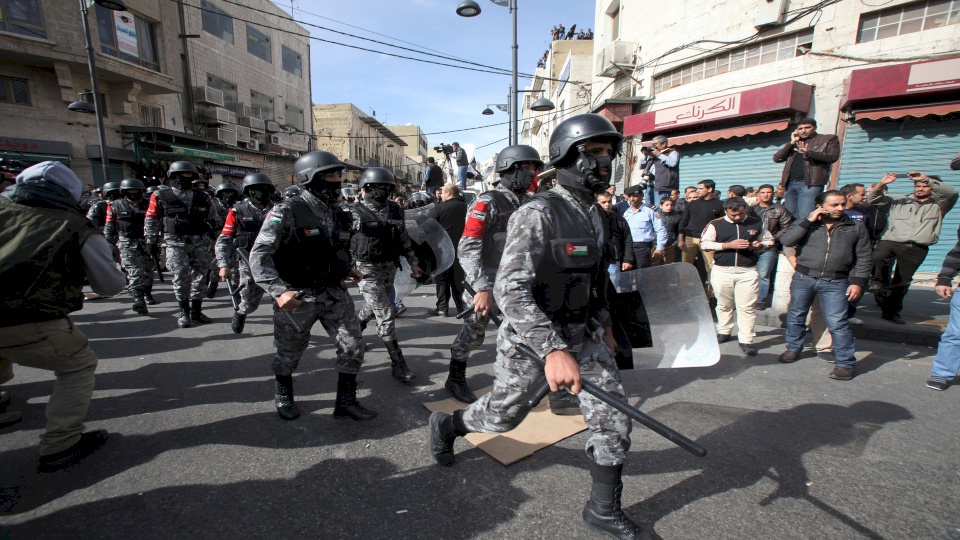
311, 103, 409, 185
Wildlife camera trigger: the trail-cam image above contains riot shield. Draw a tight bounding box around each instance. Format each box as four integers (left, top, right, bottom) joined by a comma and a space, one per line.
393, 217, 455, 304
403, 202, 436, 225
609, 263, 720, 369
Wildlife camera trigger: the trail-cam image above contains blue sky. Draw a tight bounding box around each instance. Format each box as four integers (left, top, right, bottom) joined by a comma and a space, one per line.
272, 0, 595, 161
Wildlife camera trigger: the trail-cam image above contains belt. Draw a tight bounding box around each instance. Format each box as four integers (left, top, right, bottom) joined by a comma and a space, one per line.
795, 264, 848, 280
901, 242, 929, 249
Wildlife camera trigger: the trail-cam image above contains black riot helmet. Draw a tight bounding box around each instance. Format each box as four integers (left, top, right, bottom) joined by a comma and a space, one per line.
167, 161, 199, 190
294, 151, 344, 187
120, 178, 146, 191
284, 185, 302, 199
215, 182, 239, 197
548, 114, 623, 194
496, 144, 543, 193
241, 173, 274, 194
358, 167, 396, 190
408, 191, 434, 208
103, 181, 122, 200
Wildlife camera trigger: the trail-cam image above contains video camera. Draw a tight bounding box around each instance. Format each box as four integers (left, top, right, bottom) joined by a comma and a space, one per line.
433, 143, 454, 156
0, 158, 24, 176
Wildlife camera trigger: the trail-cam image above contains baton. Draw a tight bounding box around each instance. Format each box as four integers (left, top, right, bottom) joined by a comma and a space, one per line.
149, 242, 165, 283
515, 343, 707, 457
460, 282, 503, 327
224, 273, 241, 312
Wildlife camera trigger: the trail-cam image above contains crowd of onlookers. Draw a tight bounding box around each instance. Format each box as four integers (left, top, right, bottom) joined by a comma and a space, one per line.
537, 24, 594, 68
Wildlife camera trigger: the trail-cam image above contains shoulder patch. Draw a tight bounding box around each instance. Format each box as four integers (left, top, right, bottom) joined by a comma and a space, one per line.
463, 201, 489, 239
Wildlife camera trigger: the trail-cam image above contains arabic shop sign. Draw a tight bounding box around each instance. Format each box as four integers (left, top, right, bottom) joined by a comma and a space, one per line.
907, 56, 960, 93
0, 136, 72, 155
654, 93, 741, 129
114, 11, 139, 57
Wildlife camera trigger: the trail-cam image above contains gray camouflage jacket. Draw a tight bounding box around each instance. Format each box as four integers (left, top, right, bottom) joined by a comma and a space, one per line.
459, 186, 527, 292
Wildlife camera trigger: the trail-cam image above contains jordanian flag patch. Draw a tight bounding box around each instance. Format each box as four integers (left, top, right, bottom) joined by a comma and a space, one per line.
303, 228, 321, 237
566, 244, 589, 256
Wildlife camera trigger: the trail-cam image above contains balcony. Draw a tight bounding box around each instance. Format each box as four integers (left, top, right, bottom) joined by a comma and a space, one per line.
596, 41, 639, 78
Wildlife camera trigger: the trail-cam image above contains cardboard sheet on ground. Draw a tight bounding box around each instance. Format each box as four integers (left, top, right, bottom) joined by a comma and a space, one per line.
423, 387, 587, 465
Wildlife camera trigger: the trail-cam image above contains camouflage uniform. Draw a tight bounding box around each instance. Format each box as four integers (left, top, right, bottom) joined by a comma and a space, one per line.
86, 199, 108, 232
144, 187, 218, 301
209, 197, 232, 290
216, 198, 271, 315
350, 199, 418, 342
104, 197, 155, 296
250, 189, 363, 377
452, 186, 527, 363
460, 185, 632, 466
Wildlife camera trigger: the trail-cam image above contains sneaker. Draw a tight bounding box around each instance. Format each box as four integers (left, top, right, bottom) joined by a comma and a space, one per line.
739, 343, 757, 356
716, 333, 733, 344
37, 429, 109, 473
829, 366, 855, 381
847, 317, 864, 325
926, 376, 951, 391
395, 304, 407, 317
755, 302, 769, 311
778, 350, 800, 363
882, 314, 906, 325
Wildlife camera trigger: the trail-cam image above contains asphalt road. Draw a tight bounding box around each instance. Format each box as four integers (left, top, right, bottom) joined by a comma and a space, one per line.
0, 283, 957, 539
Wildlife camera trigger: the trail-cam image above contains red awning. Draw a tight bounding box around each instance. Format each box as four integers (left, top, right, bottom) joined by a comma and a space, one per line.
640, 120, 791, 147
855, 102, 960, 121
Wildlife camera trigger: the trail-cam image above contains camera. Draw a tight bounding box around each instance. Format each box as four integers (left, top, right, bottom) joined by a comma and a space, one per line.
433, 143, 454, 156
636, 173, 652, 191
0, 158, 24, 175
640, 146, 654, 157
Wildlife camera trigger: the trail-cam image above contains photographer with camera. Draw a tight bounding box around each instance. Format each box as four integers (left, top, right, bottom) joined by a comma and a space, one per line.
638, 135, 680, 207
868, 171, 958, 325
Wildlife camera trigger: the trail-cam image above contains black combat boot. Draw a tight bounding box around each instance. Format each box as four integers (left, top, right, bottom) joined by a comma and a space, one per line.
549, 389, 582, 416
191, 299, 213, 324
428, 410, 470, 466
205, 279, 218, 299
144, 284, 158, 305
582, 463, 643, 540
444, 360, 477, 403
384, 339, 415, 382
131, 292, 149, 316
274, 375, 300, 420
231, 311, 246, 334
177, 300, 192, 328
333, 373, 377, 421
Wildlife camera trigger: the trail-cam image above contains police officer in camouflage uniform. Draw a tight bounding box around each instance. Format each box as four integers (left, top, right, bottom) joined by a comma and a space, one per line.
351, 167, 423, 383
250, 151, 375, 422
144, 161, 220, 328
445, 144, 542, 403
283, 185, 301, 200
104, 179, 156, 315
429, 114, 643, 540
206, 182, 238, 299
86, 181, 120, 232
217, 174, 275, 334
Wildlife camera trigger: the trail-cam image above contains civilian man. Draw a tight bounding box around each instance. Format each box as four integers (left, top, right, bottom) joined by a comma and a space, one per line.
750, 184, 793, 309
927, 225, 960, 391
427, 184, 468, 316
773, 118, 840, 219
622, 184, 666, 268
678, 179, 724, 297
452, 142, 469, 190
638, 135, 679, 207
421, 157, 445, 199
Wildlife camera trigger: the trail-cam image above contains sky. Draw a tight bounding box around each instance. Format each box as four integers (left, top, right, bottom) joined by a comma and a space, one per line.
270, 0, 595, 162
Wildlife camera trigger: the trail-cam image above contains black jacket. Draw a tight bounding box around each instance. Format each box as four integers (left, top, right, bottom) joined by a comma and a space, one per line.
427, 197, 468, 247
779, 214, 872, 287
679, 197, 724, 238
423, 164, 444, 188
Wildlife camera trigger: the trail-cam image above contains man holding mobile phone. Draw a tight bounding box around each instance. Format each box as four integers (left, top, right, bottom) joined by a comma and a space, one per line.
777, 191, 872, 380
773, 118, 840, 219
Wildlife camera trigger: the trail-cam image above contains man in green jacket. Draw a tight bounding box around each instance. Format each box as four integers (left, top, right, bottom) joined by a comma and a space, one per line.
867, 171, 958, 324
0, 161, 125, 472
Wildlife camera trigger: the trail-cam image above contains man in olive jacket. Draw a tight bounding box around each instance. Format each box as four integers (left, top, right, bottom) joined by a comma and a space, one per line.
773, 118, 840, 220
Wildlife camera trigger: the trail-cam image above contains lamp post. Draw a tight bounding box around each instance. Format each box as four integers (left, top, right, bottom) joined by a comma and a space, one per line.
70, 0, 128, 185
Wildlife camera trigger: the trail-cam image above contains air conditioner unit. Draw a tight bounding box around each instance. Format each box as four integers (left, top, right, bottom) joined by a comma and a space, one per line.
596, 41, 640, 78
268, 135, 281, 145
200, 106, 231, 124
247, 139, 260, 151
265, 121, 282, 132
193, 86, 225, 107
239, 116, 266, 133
219, 123, 237, 132
235, 125, 251, 143
227, 111, 237, 125
215, 128, 237, 146
241, 104, 262, 119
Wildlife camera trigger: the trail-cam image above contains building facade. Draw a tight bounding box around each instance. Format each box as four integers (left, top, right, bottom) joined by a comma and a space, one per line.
312, 103, 409, 184
591, 0, 960, 271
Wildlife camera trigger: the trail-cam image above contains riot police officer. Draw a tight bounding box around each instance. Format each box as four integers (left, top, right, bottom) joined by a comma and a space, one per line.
429, 114, 642, 540
445, 144, 542, 403
104, 178, 156, 315
206, 182, 239, 299
283, 185, 302, 200
87, 181, 121, 232
216, 174, 275, 334
144, 161, 220, 328
249, 151, 375, 422
350, 167, 423, 383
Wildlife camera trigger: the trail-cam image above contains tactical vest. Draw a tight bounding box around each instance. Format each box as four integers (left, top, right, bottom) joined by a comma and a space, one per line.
273, 197, 353, 288
711, 216, 762, 267
158, 188, 212, 237
480, 190, 520, 265
531, 191, 608, 328
87, 200, 108, 229
233, 199, 268, 249
111, 198, 149, 239
0, 197, 95, 326
350, 201, 404, 263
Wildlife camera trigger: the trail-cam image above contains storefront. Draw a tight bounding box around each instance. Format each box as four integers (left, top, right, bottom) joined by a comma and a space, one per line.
86, 145, 137, 185
0, 137, 71, 168
839, 56, 960, 272
622, 81, 814, 197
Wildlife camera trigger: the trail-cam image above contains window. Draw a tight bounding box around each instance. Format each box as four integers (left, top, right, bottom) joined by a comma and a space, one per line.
0, 0, 46, 39
281, 45, 302, 77
284, 104, 303, 131
139, 104, 162, 127
857, 0, 959, 43
250, 89, 274, 121
80, 92, 108, 117
201, 0, 233, 44
95, 6, 160, 71
206, 74, 237, 113
0, 76, 30, 105
654, 29, 813, 93
246, 25, 271, 63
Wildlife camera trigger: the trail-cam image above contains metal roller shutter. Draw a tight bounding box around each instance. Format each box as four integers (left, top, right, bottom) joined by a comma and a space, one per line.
837, 115, 960, 272
676, 132, 789, 197
263, 156, 295, 187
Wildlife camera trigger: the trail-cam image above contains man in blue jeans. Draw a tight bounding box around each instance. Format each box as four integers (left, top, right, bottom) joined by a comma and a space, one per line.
452, 142, 469, 190
777, 191, 872, 380
750, 184, 793, 309
773, 118, 840, 220
927, 226, 960, 391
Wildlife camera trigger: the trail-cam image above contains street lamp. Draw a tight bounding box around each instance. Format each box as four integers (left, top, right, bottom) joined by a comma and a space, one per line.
70, 0, 128, 185
456, 0, 481, 17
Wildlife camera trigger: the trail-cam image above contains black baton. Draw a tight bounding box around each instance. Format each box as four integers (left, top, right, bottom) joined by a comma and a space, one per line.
224, 274, 241, 312
460, 282, 503, 327
515, 343, 707, 457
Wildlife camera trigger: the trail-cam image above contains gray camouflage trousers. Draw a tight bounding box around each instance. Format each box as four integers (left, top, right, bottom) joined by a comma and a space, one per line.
451, 290, 498, 363
461, 324, 633, 466
356, 261, 398, 341
236, 256, 265, 315
117, 237, 155, 295
272, 285, 364, 377
166, 235, 213, 301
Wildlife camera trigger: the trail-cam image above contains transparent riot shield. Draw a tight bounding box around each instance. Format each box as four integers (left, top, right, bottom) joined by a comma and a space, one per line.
609, 263, 720, 369
393, 217, 455, 304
